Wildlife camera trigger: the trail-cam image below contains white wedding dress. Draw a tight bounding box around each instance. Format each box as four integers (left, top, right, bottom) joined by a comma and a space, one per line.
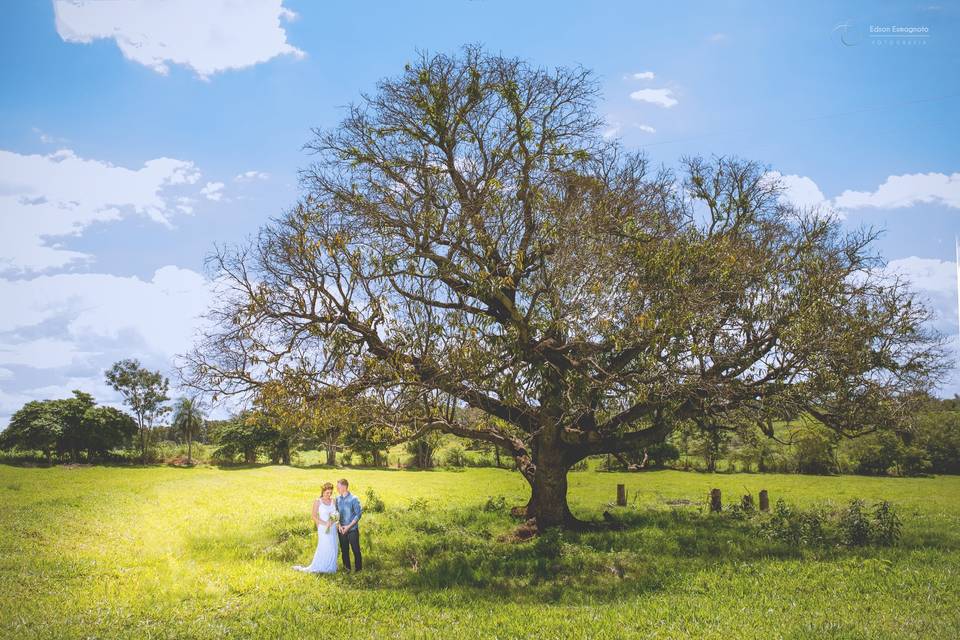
293, 499, 339, 574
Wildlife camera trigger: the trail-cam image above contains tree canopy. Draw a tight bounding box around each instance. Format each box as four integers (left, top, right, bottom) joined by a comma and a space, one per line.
106, 359, 171, 464
182, 46, 945, 529
1, 391, 136, 462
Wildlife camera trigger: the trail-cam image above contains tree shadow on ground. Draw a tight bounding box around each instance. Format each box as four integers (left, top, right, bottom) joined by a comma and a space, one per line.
184, 500, 959, 606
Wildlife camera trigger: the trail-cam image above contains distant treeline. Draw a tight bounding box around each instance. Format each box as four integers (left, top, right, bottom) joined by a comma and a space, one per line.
2, 394, 959, 476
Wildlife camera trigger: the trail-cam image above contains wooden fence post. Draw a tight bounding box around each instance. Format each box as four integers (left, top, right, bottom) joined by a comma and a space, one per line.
709, 488, 722, 513
742, 494, 754, 511
616, 484, 627, 506
759, 489, 769, 512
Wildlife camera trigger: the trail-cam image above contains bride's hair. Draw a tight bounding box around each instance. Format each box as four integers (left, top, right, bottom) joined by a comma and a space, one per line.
321, 482, 334, 495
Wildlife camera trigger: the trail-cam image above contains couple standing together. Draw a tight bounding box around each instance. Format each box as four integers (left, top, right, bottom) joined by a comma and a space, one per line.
293, 478, 362, 574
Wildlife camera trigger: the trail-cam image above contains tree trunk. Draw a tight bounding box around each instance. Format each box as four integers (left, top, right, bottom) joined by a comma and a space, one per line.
524, 444, 576, 529
187, 433, 193, 465
372, 449, 383, 467
494, 445, 501, 468
706, 452, 717, 473
326, 443, 336, 466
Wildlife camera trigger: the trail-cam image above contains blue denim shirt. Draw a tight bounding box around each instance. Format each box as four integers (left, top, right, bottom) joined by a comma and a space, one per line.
336, 492, 362, 530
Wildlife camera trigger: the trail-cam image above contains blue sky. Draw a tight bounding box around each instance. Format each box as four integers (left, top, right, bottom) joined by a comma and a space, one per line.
1, 1, 958, 423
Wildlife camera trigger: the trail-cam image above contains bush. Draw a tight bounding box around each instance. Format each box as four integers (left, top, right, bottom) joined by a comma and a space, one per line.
850, 432, 900, 476
759, 499, 826, 546
755, 498, 902, 548
838, 499, 873, 546
872, 500, 901, 546
364, 487, 385, 513
443, 444, 468, 468
914, 410, 960, 474
898, 445, 931, 477
792, 427, 837, 475
647, 441, 680, 468
482, 495, 507, 512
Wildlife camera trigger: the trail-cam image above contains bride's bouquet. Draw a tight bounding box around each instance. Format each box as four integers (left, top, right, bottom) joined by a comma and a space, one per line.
325, 511, 339, 534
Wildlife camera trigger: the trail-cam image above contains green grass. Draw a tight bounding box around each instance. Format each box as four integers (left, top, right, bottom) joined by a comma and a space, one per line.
1, 465, 958, 639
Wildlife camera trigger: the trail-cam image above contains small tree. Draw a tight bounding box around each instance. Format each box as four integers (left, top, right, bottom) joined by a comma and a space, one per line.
172, 397, 204, 464
211, 412, 279, 464
404, 433, 445, 468
105, 359, 170, 464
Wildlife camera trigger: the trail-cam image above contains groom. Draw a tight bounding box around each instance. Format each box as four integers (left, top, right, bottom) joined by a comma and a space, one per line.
335, 478, 362, 572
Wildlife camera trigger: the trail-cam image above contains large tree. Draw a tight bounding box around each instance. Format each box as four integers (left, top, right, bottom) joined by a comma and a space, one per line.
182, 47, 944, 529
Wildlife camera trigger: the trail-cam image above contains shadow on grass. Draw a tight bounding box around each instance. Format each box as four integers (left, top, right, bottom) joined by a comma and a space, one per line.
183, 500, 960, 606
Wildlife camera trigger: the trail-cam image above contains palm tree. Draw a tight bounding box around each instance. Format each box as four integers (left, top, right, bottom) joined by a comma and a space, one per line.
172, 397, 204, 465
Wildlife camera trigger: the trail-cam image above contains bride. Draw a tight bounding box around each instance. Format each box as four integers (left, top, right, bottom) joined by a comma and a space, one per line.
293, 482, 339, 574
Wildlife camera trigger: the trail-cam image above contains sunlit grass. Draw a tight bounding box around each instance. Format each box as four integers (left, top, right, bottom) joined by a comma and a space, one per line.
1, 465, 958, 638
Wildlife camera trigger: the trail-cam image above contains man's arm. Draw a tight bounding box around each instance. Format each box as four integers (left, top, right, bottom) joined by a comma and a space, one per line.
345, 496, 362, 530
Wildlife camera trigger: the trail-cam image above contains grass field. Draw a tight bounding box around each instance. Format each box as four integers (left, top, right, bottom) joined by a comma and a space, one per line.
1, 464, 958, 639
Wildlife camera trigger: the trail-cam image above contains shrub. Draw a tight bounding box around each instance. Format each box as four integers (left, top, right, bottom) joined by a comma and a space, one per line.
755, 498, 900, 548
914, 410, 960, 474
443, 444, 468, 468
851, 432, 900, 476
647, 441, 680, 468
759, 499, 826, 546
483, 495, 507, 512
897, 445, 931, 477
838, 499, 872, 546
364, 487, 385, 513
792, 427, 837, 475
871, 501, 901, 546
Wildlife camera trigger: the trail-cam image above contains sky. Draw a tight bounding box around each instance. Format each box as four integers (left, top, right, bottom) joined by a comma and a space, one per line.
0, 1, 959, 424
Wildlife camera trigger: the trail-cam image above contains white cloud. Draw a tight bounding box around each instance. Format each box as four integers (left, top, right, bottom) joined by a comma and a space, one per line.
629, 88, 678, 108
884, 256, 960, 396
833, 172, 960, 211
32, 127, 67, 145
0, 375, 125, 427
631, 71, 655, 80
708, 33, 729, 44
602, 121, 656, 139
886, 256, 958, 335
765, 171, 828, 210
201, 181, 225, 201
0, 147, 202, 272
887, 256, 955, 298
0, 338, 97, 369
602, 121, 622, 139
53, 0, 304, 79
765, 170, 960, 217
0, 266, 213, 359
234, 170, 269, 182
0, 266, 216, 424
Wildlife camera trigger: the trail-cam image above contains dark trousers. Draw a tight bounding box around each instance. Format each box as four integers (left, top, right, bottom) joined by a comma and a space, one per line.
338, 527, 362, 571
